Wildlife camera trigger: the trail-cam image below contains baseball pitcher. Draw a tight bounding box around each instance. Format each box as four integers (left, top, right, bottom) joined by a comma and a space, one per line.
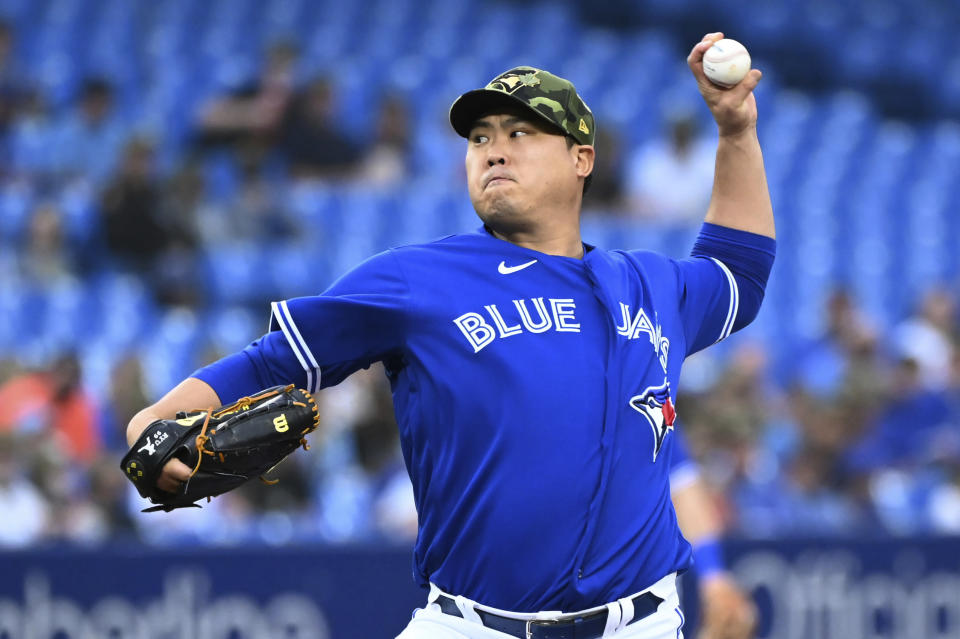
124, 33, 775, 638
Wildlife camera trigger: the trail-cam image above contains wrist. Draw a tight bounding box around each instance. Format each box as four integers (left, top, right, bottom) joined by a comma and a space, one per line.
691, 537, 726, 579
718, 123, 758, 143
717, 122, 758, 144
127, 410, 161, 446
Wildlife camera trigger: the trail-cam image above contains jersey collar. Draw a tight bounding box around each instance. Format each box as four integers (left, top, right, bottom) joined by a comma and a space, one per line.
476, 225, 596, 261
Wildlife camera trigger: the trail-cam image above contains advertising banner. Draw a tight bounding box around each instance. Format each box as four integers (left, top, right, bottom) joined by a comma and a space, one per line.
0, 538, 958, 638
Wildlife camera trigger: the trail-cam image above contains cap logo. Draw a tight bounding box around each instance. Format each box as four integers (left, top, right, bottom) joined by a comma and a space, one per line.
579, 118, 590, 135
487, 71, 541, 94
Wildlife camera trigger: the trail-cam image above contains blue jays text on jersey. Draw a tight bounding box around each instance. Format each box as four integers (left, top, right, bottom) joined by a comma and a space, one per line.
194, 222, 775, 613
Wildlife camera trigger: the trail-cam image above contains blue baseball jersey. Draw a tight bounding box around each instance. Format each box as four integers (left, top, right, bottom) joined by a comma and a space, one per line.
195, 222, 774, 612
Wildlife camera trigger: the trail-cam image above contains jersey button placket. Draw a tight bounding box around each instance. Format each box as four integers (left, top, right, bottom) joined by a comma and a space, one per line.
569, 260, 623, 593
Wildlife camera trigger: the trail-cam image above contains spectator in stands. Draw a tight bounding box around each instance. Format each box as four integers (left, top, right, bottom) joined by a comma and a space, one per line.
689, 342, 774, 452
927, 352, 960, 531
356, 94, 413, 187
841, 349, 957, 534
793, 289, 881, 396
101, 136, 167, 271
194, 40, 299, 153
782, 446, 865, 533
625, 110, 714, 224
0, 432, 49, 547
36, 444, 111, 544
161, 160, 206, 241
53, 77, 125, 183
103, 354, 150, 453
0, 19, 27, 150
846, 355, 954, 473
156, 164, 204, 308
679, 342, 870, 538
8, 88, 57, 180
892, 287, 957, 391
161, 159, 232, 247
928, 469, 960, 533
312, 366, 413, 542
20, 201, 74, 286
201, 144, 299, 242
87, 452, 136, 538
581, 127, 628, 213
0, 353, 99, 465
101, 137, 200, 306
353, 372, 413, 540
280, 76, 363, 179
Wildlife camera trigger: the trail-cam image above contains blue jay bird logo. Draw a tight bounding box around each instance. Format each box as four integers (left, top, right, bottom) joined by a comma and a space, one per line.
629, 381, 676, 462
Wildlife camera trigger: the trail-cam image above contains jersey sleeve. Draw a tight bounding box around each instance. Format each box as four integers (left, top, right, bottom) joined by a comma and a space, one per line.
267, 248, 411, 392
192, 330, 311, 405
674, 256, 740, 356
675, 223, 776, 356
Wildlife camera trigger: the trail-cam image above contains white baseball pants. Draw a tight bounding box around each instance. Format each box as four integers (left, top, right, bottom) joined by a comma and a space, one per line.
396, 573, 684, 639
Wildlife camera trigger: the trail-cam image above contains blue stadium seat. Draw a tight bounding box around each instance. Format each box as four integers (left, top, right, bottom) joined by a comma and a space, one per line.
58, 182, 99, 245
202, 152, 241, 203
202, 243, 270, 305
266, 241, 330, 301
285, 180, 341, 232
90, 272, 156, 350
140, 307, 203, 398
41, 278, 96, 345
0, 183, 34, 241
206, 305, 261, 353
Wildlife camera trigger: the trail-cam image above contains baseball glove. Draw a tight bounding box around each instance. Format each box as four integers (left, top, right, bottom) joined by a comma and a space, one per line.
121, 384, 319, 512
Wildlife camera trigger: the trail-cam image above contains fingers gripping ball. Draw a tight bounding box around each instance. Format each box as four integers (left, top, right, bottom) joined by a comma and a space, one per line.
703, 39, 751, 88
121, 385, 320, 512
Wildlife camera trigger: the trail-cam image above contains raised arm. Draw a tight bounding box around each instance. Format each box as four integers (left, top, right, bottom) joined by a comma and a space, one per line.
688, 33, 775, 240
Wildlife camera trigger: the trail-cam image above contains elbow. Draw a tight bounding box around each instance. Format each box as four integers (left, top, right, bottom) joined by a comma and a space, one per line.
731, 278, 766, 333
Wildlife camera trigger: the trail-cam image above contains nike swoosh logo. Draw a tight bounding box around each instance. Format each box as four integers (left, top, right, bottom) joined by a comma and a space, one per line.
498, 259, 538, 275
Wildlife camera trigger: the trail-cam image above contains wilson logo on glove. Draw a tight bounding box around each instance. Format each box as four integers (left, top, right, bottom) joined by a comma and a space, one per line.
120, 385, 320, 512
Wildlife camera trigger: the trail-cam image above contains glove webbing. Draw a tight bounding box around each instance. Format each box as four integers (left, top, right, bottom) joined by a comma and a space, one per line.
187, 384, 316, 492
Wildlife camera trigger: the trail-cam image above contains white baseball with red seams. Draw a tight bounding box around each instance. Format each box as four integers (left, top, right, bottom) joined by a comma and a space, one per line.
702, 39, 751, 88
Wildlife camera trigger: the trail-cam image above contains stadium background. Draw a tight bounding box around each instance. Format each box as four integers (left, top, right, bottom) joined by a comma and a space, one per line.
0, 0, 959, 637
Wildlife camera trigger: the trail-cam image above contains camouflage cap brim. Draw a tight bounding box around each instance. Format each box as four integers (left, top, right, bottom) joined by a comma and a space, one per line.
449, 66, 595, 146
449, 89, 567, 140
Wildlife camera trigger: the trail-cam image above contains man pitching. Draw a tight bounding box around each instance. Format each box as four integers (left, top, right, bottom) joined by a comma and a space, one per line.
126, 33, 775, 638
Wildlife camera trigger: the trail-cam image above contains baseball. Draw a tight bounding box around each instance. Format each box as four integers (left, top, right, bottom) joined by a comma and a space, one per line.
702, 38, 751, 88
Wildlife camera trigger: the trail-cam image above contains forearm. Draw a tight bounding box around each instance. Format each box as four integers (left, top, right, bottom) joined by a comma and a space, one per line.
673, 477, 728, 580
127, 331, 308, 447
704, 127, 774, 239
126, 377, 221, 446
672, 477, 723, 544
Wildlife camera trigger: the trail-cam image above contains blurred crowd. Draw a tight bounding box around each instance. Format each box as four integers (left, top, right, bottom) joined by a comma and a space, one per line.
0, 11, 958, 549
680, 287, 960, 537
3, 284, 960, 548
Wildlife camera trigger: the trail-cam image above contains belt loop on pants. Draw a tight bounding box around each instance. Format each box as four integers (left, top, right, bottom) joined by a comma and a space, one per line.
615, 595, 635, 633
601, 601, 622, 635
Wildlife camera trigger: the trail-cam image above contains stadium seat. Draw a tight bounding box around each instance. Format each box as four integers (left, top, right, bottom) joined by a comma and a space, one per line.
0, 183, 34, 241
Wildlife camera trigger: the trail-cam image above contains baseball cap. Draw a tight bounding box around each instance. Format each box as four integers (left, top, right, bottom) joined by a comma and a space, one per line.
449, 66, 595, 146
